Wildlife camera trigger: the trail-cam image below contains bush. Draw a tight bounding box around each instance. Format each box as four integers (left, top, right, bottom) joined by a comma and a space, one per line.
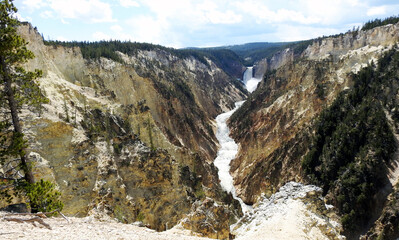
24, 179, 63, 215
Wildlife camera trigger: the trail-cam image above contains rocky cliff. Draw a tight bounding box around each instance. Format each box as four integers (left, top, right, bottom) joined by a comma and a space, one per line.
230, 22, 399, 203
1, 23, 247, 234
228, 22, 399, 239
252, 48, 294, 79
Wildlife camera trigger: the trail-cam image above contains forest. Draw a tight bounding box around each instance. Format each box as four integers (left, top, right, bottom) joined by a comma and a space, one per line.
302, 48, 399, 237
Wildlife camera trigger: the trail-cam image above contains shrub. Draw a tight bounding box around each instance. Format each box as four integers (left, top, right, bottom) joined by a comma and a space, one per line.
24, 179, 63, 215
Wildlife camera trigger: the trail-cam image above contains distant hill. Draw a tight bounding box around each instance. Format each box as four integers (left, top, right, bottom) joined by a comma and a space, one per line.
195, 41, 314, 66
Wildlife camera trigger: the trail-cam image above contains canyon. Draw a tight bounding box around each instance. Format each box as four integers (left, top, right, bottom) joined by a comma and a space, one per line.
1, 20, 399, 240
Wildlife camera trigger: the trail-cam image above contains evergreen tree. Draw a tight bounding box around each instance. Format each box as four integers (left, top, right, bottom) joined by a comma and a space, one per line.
0, 0, 47, 184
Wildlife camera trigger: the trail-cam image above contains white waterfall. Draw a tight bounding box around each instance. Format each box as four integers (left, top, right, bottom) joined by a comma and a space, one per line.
213, 66, 260, 214
242, 67, 262, 93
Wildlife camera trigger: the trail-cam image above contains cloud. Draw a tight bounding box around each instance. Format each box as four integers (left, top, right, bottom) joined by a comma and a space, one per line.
12, 12, 32, 22
111, 25, 123, 33
124, 0, 243, 47
14, 0, 399, 47
48, 0, 115, 23
274, 24, 342, 42
195, 1, 242, 24
233, 1, 319, 25
40, 10, 54, 19
367, 6, 387, 16
110, 25, 134, 41
119, 0, 140, 8
21, 0, 46, 11
56, 36, 69, 41
125, 15, 169, 44
92, 31, 111, 41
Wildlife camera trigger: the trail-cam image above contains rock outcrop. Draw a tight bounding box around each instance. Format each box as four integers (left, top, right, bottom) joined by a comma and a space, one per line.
180, 198, 231, 239
253, 48, 294, 79
361, 186, 399, 240
232, 182, 344, 240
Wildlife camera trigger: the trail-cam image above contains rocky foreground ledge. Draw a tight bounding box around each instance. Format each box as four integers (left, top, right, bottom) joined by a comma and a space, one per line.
0, 212, 211, 240
0, 182, 344, 240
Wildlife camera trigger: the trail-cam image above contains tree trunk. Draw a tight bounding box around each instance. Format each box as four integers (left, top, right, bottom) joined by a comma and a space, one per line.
1, 57, 35, 184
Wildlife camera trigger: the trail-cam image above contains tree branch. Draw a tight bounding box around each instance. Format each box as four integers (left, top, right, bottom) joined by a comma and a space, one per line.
3, 216, 52, 230
4, 209, 70, 223
2, 209, 70, 230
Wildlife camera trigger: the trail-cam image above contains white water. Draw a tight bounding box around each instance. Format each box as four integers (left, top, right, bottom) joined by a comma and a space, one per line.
213, 66, 261, 214
213, 100, 251, 213
242, 67, 262, 93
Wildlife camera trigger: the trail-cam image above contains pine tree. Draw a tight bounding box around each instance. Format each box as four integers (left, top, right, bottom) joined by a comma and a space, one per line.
0, 0, 47, 184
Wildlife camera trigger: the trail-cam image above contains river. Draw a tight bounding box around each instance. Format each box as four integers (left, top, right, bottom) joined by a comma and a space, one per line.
213, 67, 261, 214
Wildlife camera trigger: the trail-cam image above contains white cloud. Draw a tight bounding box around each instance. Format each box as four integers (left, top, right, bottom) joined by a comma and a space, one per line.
111, 25, 123, 33
92, 31, 111, 40
110, 25, 134, 41
124, 0, 243, 46
40, 10, 54, 19
195, 1, 242, 24
13, 12, 32, 22
56, 36, 69, 41
274, 24, 341, 42
125, 15, 167, 44
296, 0, 358, 25
233, 0, 319, 25
14, 0, 399, 47
21, 0, 46, 11
119, 0, 140, 8
367, 6, 387, 16
48, 0, 115, 23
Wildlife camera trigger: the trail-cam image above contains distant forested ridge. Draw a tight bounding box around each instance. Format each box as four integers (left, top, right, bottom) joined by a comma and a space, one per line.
362, 15, 399, 31
44, 39, 245, 81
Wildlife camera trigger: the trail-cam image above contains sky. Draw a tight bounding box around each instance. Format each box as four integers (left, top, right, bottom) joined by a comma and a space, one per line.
13, 0, 399, 48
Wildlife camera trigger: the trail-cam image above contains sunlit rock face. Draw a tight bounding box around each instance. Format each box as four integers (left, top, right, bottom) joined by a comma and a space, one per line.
180, 198, 231, 239
5, 23, 247, 231
232, 182, 344, 240
229, 22, 399, 204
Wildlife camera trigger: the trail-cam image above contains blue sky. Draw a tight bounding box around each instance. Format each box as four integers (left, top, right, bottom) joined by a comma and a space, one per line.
13, 0, 399, 48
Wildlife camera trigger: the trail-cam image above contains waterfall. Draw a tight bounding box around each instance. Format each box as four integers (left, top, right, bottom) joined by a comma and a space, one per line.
243, 67, 253, 85
214, 66, 261, 214
242, 67, 261, 93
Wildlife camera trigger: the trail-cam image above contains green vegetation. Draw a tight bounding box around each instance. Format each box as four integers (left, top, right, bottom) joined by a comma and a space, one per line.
0, 0, 48, 184
362, 15, 399, 31
44, 40, 164, 63
24, 179, 63, 214
136, 211, 145, 222
302, 48, 399, 234
0, 1, 63, 214
179, 165, 205, 200
221, 42, 291, 65
44, 39, 242, 71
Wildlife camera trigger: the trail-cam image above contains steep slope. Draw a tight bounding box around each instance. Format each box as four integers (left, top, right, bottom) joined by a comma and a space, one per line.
1, 23, 247, 233
228, 22, 399, 237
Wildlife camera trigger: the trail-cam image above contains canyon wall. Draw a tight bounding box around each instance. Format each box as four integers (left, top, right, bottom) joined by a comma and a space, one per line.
3, 23, 247, 232
229, 22, 399, 204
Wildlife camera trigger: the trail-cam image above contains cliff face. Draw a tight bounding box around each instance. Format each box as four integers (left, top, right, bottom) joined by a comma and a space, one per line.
229, 22, 399, 204
253, 48, 294, 79
7, 23, 246, 232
